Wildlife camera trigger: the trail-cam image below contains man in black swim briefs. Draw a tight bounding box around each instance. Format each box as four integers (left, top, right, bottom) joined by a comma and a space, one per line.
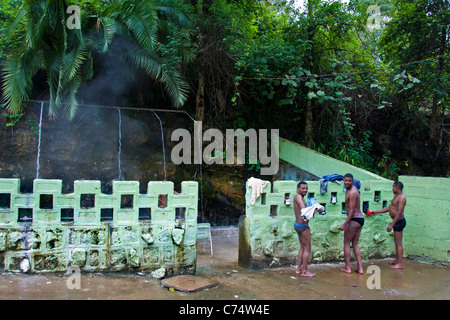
371, 181, 407, 269
339, 173, 364, 274
293, 181, 315, 277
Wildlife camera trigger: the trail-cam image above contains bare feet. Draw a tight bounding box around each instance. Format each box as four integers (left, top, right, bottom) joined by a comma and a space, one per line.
354, 268, 364, 274
296, 270, 301, 274
301, 271, 316, 277
340, 267, 352, 274
390, 263, 404, 269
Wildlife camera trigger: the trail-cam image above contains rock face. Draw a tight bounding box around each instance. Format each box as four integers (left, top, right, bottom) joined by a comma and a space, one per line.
0, 105, 172, 193
0, 105, 318, 226
0, 105, 248, 225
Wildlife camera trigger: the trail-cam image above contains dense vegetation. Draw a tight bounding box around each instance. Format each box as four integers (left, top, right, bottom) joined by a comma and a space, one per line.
1, 0, 448, 178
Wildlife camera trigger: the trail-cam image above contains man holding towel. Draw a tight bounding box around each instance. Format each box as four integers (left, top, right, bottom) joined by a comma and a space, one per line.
293, 181, 316, 277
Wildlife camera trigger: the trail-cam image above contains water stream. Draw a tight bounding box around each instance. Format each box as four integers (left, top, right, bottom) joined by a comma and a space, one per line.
36, 102, 44, 179
26, 100, 203, 219
176, 113, 204, 221
117, 108, 123, 180
151, 110, 166, 181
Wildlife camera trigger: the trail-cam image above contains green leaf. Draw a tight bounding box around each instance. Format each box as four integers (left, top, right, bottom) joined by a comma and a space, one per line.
307, 91, 317, 99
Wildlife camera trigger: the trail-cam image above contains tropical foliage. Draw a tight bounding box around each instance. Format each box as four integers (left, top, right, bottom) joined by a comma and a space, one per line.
1, 0, 448, 177
1, 0, 195, 118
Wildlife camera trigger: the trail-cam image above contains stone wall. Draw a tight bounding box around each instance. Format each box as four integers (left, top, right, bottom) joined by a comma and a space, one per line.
0, 178, 198, 275
239, 179, 395, 269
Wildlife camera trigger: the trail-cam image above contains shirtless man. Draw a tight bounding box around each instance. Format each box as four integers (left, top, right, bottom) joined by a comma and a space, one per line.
293, 181, 315, 277
371, 181, 407, 269
339, 173, 364, 274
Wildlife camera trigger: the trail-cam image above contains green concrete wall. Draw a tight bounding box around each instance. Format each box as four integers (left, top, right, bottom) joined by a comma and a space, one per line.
239, 179, 395, 268
0, 179, 198, 274
239, 139, 449, 268
279, 137, 390, 181
399, 175, 449, 262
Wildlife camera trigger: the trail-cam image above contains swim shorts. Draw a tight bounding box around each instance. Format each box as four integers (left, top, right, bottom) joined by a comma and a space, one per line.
393, 218, 406, 232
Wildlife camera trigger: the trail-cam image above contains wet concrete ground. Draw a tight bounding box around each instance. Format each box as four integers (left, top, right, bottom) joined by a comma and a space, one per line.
0, 232, 448, 300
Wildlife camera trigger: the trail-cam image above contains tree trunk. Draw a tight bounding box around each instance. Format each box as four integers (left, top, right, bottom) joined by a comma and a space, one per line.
429, 25, 446, 145
195, 72, 205, 122
305, 100, 314, 147
304, 0, 316, 148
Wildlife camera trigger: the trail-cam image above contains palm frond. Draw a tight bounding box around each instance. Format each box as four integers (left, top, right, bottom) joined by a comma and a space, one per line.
2, 0, 196, 118
155, 0, 192, 28
97, 17, 117, 52
158, 67, 190, 107
125, 10, 158, 51
124, 48, 163, 79
62, 73, 83, 120
2, 49, 42, 114
124, 48, 189, 107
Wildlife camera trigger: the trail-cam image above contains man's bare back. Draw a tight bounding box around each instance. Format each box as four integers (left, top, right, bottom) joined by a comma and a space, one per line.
339, 174, 364, 274
344, 186, 364, 219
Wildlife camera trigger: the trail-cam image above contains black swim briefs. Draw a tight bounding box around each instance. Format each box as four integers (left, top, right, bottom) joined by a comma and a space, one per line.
350, 217, 364, 227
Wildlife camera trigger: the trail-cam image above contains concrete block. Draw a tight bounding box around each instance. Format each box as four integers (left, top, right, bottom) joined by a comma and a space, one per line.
0, 178, 198, 274
0, 179, 20, 193
70, 248, 87, 267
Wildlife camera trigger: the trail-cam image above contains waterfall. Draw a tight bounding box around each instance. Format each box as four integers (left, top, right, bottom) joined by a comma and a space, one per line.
182, 112, 204, 222
118, 108, 122, 180
36, 102, 44, 179
151, 110, 166, 180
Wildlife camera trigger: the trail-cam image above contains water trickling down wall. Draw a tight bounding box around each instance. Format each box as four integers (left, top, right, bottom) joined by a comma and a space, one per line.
0, 178, 198, 275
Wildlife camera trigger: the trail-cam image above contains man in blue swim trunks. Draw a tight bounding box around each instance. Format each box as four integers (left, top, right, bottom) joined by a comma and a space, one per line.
339, 173, 364, 274
293, 181, 315, 277
371, 181, 407, 269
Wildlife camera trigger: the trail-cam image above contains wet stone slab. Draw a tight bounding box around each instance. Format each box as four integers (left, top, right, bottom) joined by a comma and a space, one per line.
161, 275, 219, 292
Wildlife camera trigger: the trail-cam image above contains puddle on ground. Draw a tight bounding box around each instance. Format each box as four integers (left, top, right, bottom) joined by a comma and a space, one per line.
0, 236, 448, 300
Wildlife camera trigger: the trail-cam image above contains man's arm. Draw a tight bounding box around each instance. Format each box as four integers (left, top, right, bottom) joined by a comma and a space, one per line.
339, 190, 357, 230
372, 204, 390, 215
293, 194, 305, 209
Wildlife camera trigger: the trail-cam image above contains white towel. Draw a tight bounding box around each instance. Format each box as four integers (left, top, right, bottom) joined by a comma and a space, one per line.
247, 177, 269, 205
301, 203, 325, 221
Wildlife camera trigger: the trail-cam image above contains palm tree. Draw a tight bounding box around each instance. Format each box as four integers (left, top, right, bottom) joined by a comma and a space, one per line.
2, 0, 195, 119
2, 0, 88, 118
103, 0, 195, 108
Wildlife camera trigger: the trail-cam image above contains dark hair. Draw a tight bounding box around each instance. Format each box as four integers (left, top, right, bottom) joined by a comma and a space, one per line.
393, 181, 403, 190
297, 181, 307, 188
344, 173, 353, 179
